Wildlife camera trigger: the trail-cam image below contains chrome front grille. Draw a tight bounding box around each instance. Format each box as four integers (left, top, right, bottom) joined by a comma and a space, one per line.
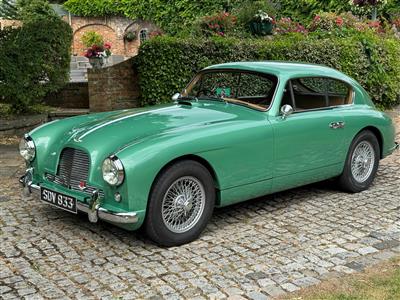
56, 147, 90, 187
47, 148, 104, 198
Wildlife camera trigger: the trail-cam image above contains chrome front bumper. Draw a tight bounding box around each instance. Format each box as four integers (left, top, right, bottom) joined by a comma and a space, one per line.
19, 172, 138, 225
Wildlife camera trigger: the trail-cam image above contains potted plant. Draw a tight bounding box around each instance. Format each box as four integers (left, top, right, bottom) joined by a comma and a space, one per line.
84, 42, 112, 69
250, 10, 274, 36
124, 31, 136, 42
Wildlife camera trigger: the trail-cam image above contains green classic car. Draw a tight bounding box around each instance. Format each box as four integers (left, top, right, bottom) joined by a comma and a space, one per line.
20, 62, 398, 246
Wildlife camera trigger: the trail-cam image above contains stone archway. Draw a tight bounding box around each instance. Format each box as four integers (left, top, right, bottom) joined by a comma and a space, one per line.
123, 23, 141, 57
73, 24, 118, 56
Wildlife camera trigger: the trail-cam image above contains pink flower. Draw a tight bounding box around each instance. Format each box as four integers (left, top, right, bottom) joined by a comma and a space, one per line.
104, 42, 111, 49
336, 17, 344, 26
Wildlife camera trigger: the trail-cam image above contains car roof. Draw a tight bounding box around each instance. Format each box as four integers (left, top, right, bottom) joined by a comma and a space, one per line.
204, 61, 355, 83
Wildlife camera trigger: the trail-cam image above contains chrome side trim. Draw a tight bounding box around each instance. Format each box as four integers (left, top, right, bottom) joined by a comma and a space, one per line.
20, 175, 138, 225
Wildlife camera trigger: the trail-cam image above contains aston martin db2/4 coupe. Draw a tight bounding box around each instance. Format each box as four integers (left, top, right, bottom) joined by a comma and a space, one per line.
20, 62, 398, 246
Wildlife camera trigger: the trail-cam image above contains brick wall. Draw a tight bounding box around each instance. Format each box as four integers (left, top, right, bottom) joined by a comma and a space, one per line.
88, 58, 140, 112
44, 82, 89, 109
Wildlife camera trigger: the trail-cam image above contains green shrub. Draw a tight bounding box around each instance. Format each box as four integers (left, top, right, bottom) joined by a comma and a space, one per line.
81, 31, 104, 47
196, 12, 237, 37
385, 0, 400, 18
274, 17, 309, 34
137, 34, 400, 109
275, 0, 351, 22
234, 0, 278, 26
0, 0, 72, 114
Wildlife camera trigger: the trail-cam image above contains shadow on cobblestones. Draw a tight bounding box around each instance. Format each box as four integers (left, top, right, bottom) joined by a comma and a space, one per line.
0, 114, 399, 299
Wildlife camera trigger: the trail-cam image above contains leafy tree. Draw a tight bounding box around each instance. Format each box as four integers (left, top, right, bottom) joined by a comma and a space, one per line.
0, 0, 72, 114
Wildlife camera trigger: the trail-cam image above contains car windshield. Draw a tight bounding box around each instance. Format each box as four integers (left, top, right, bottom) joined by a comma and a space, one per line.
182, 70, 278, 110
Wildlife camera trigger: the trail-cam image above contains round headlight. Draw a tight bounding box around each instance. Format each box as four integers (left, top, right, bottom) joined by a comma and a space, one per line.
19, 135, 36, 161
102, 156, 124, 186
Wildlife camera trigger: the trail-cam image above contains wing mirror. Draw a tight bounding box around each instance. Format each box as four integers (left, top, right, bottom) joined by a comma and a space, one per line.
172, 93, 181, 101
280, 104, 293, 119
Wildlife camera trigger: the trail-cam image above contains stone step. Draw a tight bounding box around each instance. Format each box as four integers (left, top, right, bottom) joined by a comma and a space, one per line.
77, 62, 91, 69
70, 69, 86, 74
69, 78, 87, 83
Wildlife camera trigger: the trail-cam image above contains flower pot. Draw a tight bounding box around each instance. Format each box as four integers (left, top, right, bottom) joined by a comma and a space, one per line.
250, 21, 273, 36
89, 57, 104, 69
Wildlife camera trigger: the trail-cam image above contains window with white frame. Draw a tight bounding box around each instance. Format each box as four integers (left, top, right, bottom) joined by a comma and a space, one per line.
139, 28, 148, 43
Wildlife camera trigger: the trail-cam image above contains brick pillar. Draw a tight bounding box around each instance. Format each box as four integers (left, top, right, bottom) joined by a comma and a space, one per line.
88, 58, 140, 112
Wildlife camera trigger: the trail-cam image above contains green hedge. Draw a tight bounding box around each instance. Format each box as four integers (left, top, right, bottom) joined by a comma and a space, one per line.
137, 34, 400, 109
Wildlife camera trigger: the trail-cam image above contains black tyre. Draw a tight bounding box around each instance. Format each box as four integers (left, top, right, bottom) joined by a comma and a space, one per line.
145, 160, 215, 246
338, 130, 380, 193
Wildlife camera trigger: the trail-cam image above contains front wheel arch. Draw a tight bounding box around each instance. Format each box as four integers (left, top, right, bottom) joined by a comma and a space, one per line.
149, 154, 220, 193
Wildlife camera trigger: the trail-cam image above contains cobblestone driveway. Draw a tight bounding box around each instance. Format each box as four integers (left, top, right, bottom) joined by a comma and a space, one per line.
1, 113, 399, 300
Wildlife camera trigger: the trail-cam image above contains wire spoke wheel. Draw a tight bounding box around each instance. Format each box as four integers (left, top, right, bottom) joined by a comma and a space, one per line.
350, 141, 375, 183
161, 176, 206, 233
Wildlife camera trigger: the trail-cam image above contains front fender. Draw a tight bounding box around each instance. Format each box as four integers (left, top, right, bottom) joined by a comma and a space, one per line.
116, 118, 271, 215
116, 131, 225, 214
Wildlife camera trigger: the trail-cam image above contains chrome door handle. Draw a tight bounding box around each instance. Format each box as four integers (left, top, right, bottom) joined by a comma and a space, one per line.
329, 121, 345, 129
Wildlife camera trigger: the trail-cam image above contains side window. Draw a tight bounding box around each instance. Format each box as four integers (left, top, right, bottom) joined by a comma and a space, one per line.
298, 78, 326, 94
294, 78, 328, 110
284, 77, 352, 111
326, 78, 352, 105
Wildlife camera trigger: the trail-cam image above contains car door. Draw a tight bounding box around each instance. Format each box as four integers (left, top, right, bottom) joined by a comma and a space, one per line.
270, 77, 351, 192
